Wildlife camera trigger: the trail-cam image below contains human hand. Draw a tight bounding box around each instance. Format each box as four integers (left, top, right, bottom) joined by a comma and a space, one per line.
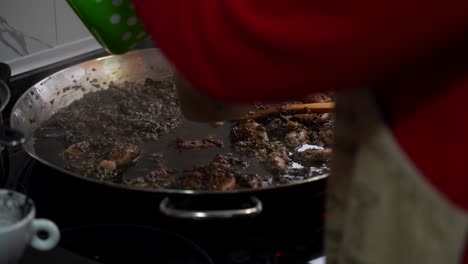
174, 73, 251, 122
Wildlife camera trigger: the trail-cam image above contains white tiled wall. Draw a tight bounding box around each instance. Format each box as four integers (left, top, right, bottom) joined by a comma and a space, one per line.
0, 0, 57, 61
55, 0, 92, 45
0, 0, 101, 75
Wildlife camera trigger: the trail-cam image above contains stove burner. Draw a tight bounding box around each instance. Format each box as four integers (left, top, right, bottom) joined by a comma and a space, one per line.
20, 221, 323, 264
23, 225, 213, 264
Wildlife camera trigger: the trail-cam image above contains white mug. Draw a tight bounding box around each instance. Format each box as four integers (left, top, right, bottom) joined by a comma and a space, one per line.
0, 189, 60, 263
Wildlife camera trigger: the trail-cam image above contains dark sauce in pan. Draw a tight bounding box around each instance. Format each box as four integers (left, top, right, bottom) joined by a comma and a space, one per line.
33, 78, 332, 191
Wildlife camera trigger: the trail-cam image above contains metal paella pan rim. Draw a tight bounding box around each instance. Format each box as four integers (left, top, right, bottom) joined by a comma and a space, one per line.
10, 48, 329, 195
0, 62, 11, 112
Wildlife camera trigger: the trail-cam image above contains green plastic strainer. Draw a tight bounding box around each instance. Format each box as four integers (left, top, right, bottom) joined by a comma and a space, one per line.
67, 0, 148, 54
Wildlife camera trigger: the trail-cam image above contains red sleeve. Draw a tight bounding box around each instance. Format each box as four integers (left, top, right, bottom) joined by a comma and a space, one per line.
132, 1, 468, 262
132, 0, 468, 103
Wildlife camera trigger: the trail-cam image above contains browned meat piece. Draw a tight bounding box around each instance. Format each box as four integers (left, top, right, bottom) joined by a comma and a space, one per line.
98, 160, 117, 171
175, 137, 223, 150
280, 115, 304, 129
318, 128, 334, 146
65, 141, 90, 156
171, 172, 214, 190
209, 155, 233, 171
125, 153, 176, 188
291, 113, 333, 126
96, 160, 119, 181
168, 154, 262, 191
232, 120, 292, 175
317, 113, 332, 125
234, 174, 263, 188
127, 153, 176, 188
295, 148, 333, 164
264, 119, 294, 141
285, 167, 311, 177
110, 143, 141, 167
218, 176, 237, 191
231, 120, 268, 142
223, 154, 249, 168
265, 155, 289, 174
284, 129, 309, 148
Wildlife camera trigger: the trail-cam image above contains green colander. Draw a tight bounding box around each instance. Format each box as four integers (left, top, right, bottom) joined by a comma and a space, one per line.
67, 0, 148, 54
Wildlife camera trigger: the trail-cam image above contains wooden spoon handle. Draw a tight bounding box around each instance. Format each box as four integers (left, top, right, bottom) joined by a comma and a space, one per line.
236, 102, 335, 120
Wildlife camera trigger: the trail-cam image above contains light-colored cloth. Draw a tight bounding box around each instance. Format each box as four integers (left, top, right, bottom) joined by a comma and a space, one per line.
326, 88, 468, 264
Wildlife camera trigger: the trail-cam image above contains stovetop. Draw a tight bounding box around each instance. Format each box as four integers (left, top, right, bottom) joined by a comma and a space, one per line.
2, 48, 325, 264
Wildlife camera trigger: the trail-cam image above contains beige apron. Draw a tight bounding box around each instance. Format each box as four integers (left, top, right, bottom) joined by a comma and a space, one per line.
325, 88, 468, 264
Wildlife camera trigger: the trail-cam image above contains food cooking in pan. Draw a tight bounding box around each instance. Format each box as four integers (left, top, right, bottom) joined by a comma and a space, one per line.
33, 78, 334, 191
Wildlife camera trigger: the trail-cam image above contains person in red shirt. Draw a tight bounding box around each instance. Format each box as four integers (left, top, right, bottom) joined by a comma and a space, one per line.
131, 0, 468, 263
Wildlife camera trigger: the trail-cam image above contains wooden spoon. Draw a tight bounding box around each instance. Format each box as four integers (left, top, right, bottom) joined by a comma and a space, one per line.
235, 102, 335, 120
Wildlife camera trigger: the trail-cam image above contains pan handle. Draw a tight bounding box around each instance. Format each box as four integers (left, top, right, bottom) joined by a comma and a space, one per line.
159, 197, 263, 219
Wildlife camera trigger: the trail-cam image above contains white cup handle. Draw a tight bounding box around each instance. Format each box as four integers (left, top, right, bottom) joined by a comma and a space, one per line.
30, 219, 60, 251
